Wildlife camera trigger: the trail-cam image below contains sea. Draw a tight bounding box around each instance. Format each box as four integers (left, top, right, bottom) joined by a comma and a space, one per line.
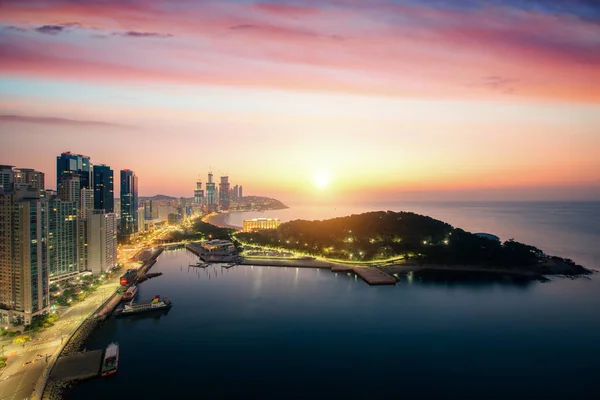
69, 202, 600, 399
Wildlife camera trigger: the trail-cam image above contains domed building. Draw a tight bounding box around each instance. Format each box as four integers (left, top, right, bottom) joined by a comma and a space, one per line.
474, 232, 501, 242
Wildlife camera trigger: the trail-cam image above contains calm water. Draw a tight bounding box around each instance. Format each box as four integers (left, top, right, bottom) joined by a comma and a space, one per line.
70, 202, 600, 399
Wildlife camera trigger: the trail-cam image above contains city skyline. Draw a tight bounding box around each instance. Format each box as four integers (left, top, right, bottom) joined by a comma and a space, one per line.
0, 0, 599, 202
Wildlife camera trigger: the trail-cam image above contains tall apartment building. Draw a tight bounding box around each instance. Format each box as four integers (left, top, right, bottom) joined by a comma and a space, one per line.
48, 198, 79, 282
58, 175, 80, 205
78, 188, 94, 271
13, 168, 45, 194
137, 207, 146, 232
88, 211, 117, 275
0, 165, 13, 192
0, 182, 50, 326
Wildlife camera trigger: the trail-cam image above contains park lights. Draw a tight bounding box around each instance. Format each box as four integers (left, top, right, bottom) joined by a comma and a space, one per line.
443, 239, 449, 245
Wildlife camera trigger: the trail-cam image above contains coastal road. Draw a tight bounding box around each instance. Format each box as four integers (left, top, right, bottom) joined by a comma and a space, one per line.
0, 278, 120, 400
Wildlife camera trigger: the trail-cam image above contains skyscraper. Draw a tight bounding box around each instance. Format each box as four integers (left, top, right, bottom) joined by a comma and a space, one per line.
93, 164, 114, 213
206, 171, 216, 206
0, 181, 50, 326
194, 177, 204, 204
219, 176, 230, 210
88, 210, 117, 275
239, 185, 243, 199
48, 198, 79, 280
78, 188, 94, 270
120, 169, 138, 235
56, 152, 92, 190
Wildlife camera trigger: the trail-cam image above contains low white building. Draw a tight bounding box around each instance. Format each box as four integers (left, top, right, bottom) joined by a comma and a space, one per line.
201, 239, 235, 254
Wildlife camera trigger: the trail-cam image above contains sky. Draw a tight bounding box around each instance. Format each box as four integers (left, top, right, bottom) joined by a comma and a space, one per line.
0, 0, 599, 203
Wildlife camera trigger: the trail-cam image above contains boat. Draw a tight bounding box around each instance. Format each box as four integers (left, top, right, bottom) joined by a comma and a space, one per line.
101, 342, 119, 377
115, 295, 172, 318
119, 269, 138, 286
121, 285, 138, 302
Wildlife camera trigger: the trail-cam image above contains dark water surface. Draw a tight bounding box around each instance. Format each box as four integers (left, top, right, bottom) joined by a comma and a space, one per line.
70, 202, 600, 399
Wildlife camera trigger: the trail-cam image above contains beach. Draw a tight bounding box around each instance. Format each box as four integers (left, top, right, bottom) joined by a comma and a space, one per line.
202, 212, 242, 230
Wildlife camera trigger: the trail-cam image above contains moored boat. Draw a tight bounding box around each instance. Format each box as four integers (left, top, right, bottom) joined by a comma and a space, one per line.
115, 295, 172, 317
122, 285, 138, 302
101, 342, 119, 377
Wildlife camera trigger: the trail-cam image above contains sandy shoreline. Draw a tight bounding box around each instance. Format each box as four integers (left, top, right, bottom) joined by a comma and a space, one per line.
202, 212, 242, 230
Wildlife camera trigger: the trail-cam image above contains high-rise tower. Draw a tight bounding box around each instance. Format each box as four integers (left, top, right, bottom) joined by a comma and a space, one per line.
120, 169, 138, 235
206, 171, 216, 206
219, 176, 230, 210
194, 176, 204, 204
93, 164, 114, 213
56, 152, 92, 190
0, 171, 50, 326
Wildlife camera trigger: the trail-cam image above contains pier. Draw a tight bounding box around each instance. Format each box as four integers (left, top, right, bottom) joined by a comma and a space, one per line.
352, 266, 397, 285
49, 350, 103, 382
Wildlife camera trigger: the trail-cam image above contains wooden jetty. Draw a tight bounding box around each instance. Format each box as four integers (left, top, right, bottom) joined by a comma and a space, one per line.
352, 267, 397, 285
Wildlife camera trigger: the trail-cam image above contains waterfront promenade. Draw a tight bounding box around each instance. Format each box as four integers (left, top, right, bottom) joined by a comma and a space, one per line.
0, 276, 120, 400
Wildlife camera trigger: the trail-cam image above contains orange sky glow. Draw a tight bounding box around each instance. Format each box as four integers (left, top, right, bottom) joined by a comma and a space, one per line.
0, 0, 599, 203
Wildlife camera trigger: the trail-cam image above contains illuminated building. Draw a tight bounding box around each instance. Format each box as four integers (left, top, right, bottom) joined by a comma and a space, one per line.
201, 239, 235, 254
0, 165, 13, 192
58, 175, 80, 205
219, 176, 230, 210
0, 184, 50, 326
206, 171, 216, 206
93, 164, 114, 213
194, 177, 204, 204
48, 198, 79, 281
13, 168, 45, 193
242, 218, 280, 232
120, 169, 138, 235
56, 152, 92, 190
88, 210, 117, 275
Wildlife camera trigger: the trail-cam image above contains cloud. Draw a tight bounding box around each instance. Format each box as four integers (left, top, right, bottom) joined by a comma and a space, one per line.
114, 31, 173, 38
0, 114, 129, 128
34, 25, 64, 35
465, 76, 520, 94
3, 26, 27, 32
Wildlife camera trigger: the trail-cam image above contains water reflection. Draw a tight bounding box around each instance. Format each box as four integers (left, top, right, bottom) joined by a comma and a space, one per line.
405, 268, 537, 288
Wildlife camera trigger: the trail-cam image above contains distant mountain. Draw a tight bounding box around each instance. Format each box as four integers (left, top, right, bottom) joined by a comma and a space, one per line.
139, 194, 178, 201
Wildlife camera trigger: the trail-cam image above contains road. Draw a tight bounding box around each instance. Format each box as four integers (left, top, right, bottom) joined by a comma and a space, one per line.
0, 277, 121, 400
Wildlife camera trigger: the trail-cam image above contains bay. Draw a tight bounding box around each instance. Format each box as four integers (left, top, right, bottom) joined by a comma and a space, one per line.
69, 202, 600, 399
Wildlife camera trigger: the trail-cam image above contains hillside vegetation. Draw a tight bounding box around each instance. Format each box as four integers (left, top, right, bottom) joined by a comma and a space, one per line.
236, 211, 589, 272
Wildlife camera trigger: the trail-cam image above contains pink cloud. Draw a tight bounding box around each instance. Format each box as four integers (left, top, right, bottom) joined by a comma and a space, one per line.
0, 0, 598, 102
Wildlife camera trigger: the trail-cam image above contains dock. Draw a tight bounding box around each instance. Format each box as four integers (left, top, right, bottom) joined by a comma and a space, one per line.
49, 350, 103, 382
352, 267, 397, 285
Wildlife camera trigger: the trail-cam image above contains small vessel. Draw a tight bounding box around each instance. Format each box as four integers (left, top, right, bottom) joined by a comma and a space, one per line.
115, 295, 172, 317
121, 285, 138, 302
101, 342, 119, 377
120, 269, 137, 286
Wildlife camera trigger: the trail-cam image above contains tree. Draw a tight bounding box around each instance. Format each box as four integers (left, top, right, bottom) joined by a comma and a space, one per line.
13, 335, 32, 345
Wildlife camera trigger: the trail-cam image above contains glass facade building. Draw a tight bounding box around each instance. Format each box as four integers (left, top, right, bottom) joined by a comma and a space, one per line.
56, 152, 92, 190
93, 164, 114, 213
120, 169, 138, 235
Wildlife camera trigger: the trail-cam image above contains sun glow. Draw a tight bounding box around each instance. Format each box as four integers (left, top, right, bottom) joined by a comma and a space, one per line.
314, 172, 330, 189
